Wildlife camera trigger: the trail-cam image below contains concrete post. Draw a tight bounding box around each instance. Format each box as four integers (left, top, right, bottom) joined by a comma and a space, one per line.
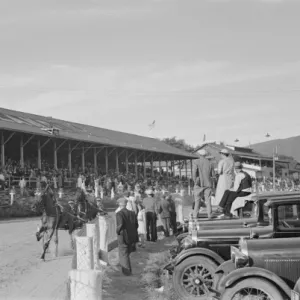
75, 236, 93, 270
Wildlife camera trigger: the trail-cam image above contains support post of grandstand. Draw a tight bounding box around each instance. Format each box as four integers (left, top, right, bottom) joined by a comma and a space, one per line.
68, 142, 72, 174
105, 148, 108, 173
125, 150, 128, 173
179, 160, 182, 179
185, 160, 188, 179
166, 160, 169, 181
116, 149, 119, 174
151, 154, 154, 177
135, 152, 138, 177
81, 146, 85, 171
1, 131, 15, 167
53, 140, 57, 169
37, 139, 41, 169
94, 148, 97, 173
20, 136, 24, 168
143, 152, 146, 178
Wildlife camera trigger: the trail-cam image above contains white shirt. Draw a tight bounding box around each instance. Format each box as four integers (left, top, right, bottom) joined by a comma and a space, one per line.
0, 173, 4, 181
233, 171, 252, 193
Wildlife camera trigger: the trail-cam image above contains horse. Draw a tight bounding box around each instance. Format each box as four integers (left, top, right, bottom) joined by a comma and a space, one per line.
33, 185, 106, 261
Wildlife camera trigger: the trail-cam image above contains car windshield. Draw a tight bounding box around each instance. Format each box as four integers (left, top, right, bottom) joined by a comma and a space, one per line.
277, 204, 300, 229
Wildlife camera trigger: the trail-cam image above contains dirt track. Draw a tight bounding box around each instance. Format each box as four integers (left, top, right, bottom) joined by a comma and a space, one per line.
0, 205, 192, 300
0, 217, 72, 300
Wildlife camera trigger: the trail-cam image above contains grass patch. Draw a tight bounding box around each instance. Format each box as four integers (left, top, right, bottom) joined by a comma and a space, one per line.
141, 251, 179, 300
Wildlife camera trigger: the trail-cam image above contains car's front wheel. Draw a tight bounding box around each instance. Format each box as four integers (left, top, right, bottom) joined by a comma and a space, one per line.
173, 256, 217, 300
221, 278, 284, 300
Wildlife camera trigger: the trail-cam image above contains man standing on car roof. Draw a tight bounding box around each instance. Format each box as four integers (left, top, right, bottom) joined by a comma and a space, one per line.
192, 149, 215, 219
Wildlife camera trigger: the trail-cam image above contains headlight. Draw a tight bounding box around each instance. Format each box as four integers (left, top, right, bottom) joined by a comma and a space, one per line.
181, 236, 196, 250
231, 245, 249, 269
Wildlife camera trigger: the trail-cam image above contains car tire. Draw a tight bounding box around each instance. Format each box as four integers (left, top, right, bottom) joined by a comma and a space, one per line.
173, 256, 218, 300
220, 278, 284, 300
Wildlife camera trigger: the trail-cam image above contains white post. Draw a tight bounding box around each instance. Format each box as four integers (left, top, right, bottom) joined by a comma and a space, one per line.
69, 269, 103, 300
100, 187, 104, 199
98, 216, 109, 266
86, 223, 99, 270
75, 237, 94, 270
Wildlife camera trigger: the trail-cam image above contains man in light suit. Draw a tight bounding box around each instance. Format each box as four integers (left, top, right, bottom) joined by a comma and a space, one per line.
192, 149, 214, 219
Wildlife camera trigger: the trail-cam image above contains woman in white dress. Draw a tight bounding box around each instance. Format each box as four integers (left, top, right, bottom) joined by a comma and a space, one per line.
214, 149, 234, 206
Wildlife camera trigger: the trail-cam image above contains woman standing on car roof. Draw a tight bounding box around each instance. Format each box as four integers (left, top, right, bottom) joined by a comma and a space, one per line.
214, 149, 234, 206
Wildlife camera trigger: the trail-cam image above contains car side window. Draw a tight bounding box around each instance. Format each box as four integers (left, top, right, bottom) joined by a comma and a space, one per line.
277, 204, 300, 230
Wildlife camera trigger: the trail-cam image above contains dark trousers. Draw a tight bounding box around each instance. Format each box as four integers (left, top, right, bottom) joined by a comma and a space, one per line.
219, 190, 251, 215
161, 217, 171, 237
170, 212, 177, 234
146, 211, 157, 242
118, 241, 132, 276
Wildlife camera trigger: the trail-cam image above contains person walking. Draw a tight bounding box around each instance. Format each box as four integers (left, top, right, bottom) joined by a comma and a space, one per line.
192, 149, 214, 219
214, 149, 234, 206
142, 188, 158, 242
116, 197, 139, 276
158, 194, 172, 237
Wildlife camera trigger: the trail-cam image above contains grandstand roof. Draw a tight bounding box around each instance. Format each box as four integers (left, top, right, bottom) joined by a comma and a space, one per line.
0, 107, 197, 159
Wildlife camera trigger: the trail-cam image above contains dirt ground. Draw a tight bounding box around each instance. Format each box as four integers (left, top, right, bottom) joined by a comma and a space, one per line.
0, 203, 192, 300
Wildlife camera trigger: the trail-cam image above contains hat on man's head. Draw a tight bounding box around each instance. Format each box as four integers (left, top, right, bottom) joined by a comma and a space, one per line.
234, 162, 243, 169
117, 197, 128, 205
145, 188, 154, 195
198, 149, 207, 156
220, 149, 229, 155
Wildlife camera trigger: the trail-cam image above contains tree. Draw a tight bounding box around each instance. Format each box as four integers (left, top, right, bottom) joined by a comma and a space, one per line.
160, 136, 200, 153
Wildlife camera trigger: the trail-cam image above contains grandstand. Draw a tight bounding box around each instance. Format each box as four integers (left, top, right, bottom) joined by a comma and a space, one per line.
0, 107, 197, 178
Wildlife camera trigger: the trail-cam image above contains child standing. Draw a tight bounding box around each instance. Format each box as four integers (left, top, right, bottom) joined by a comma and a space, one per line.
137, 204, 146, 248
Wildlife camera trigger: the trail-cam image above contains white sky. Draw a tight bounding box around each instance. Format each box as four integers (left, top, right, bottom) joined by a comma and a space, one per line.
0, 0, 300, 146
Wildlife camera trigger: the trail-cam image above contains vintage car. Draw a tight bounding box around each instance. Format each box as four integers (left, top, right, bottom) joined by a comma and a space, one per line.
213, 194, 300, 300
164, 192, 300, 300
175, 192, 287, 244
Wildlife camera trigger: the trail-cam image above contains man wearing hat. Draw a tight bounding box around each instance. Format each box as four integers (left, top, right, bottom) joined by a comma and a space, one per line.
116, 197, 139, 275
142, 188, 159, 242
214, 149, 234, 205
192, 149, 215, 219
214, 162, 252, 219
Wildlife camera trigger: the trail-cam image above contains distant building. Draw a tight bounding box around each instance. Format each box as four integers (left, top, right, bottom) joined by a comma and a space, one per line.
172, 141, 292, 179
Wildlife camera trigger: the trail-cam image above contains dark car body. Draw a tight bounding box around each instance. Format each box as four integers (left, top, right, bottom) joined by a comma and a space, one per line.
165, 192, 300, 273
213, 194, 300, 299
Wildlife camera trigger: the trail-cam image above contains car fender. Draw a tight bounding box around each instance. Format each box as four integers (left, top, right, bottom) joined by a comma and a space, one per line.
176, 232, 188, 243
293, 277, 300, 295
174, 247, 225, 267
212, 260, 236, 291
223, 267, 291, 298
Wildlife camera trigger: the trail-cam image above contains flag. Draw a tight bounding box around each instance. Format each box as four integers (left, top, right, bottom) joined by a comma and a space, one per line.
203, 134, 206, 142
149, 120, 155, 131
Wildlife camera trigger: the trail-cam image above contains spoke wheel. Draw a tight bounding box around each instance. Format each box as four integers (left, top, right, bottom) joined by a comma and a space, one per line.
221, 278, 284, 300
173, 256, 217, 300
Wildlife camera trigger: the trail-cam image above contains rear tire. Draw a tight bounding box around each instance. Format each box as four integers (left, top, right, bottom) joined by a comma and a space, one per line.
221, 278, 284, 300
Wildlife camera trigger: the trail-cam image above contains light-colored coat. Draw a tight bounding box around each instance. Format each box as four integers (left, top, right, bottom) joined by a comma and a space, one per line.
214, 157, 234, 205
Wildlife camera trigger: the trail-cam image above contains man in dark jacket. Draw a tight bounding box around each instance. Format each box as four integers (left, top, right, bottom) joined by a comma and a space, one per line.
116, 197, 139, 276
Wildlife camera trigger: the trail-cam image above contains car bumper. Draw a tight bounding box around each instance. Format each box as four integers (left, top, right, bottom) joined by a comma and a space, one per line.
162, 260, 175, 275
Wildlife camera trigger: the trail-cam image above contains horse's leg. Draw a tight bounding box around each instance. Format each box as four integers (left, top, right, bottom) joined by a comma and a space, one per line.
36, 225, 46, 242
41, 218, 56, 260
54, 228, 58, 258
